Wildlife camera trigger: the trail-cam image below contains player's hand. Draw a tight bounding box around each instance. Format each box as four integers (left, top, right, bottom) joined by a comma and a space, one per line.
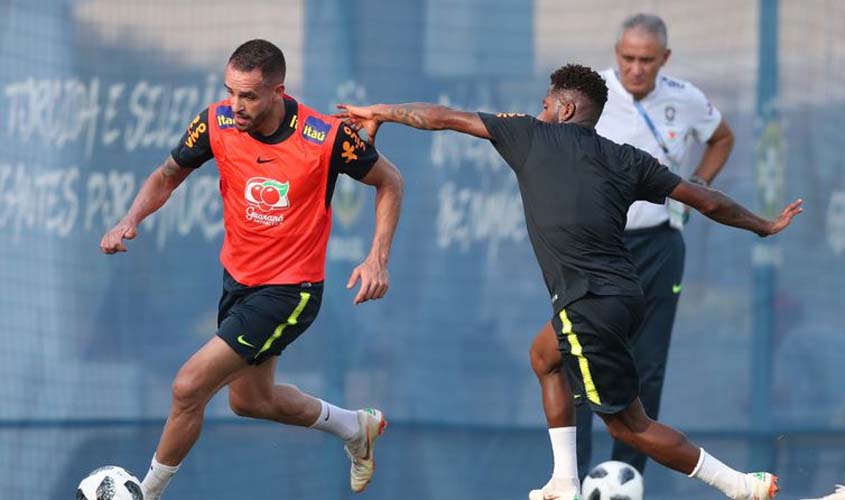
100, 219, 138, 254
346, 255, 389, 304
762, 198, 803, 237
336, 104, 382, 146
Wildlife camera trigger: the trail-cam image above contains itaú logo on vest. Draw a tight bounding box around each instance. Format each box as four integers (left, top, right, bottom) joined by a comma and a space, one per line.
244, 177, 290, 226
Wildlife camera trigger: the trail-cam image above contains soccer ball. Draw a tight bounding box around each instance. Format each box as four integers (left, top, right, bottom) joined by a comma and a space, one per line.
581, 460, 643, 500
76, 465, 144, 500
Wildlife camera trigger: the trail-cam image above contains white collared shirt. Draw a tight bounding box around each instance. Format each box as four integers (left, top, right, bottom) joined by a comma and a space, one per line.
596, 68, 722, 230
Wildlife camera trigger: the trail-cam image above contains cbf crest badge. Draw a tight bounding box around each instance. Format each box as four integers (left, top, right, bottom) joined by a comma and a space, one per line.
664, 105, 676, 124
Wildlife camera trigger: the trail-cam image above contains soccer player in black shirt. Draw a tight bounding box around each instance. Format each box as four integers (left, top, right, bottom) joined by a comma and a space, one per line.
338, 64, 801, 500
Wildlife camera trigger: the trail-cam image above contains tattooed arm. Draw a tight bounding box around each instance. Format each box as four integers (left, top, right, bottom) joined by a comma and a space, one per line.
336, 103, 490, 144
669, 180, 802, 237
100, 156, 193, 253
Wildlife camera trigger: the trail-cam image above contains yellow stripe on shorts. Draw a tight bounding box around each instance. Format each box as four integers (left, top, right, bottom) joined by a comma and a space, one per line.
560, 309, 602, 405
255, 291, 311, 359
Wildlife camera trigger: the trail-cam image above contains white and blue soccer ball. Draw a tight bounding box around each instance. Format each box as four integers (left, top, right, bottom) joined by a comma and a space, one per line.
76, 465, 144, 500
581, 460, 644, 500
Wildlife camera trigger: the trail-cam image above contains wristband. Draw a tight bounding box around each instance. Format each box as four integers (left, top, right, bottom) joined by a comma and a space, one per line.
689, 175, 710, 187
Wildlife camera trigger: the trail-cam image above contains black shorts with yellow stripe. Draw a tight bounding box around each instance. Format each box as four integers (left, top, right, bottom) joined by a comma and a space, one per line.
552, 293, 645, 415
217, 269, 322, 365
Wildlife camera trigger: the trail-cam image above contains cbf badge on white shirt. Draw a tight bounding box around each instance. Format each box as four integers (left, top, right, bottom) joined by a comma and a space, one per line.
596, 69, 722, 230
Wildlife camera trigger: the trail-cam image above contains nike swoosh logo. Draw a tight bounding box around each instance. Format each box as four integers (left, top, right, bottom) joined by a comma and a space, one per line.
237, 335, 255, 348
324, 405, 330, 422
256, 156, 274, 164
672, 284, 682, 294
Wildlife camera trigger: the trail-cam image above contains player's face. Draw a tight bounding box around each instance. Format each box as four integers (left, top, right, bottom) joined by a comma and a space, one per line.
615, 29, 670, 99
538, 92, 561, 123
224, 65, 284, 132
538, 90, 573, 124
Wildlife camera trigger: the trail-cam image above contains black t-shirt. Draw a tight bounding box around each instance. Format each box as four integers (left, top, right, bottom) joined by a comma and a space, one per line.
479, 112, 682, 310
171, 96, 379, 207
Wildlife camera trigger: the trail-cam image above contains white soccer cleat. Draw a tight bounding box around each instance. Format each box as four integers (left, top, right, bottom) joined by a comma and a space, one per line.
527, 477, 581, 500
344, 408, 387, 493
743, 472, 779, 500
798, 484, 845, 500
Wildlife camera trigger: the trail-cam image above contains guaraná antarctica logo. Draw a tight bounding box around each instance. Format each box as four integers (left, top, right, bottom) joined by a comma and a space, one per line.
244, 176, 290, 226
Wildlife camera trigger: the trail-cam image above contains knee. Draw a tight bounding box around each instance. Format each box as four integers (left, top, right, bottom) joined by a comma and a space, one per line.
605, 420, 632, 443
529, 343, 559, 376
171, 372, 210, 413
228, 390, 265, 418
604, 411, 650, 444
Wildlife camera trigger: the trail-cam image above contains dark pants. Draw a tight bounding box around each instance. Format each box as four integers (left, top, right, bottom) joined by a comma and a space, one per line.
576, 222, 685, 478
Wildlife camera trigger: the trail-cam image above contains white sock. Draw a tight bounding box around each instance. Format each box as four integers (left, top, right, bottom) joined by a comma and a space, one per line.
309, 399, 360, 442
141, 455, 180, 500
548, 427, 580, 490
690, 448, 749, 498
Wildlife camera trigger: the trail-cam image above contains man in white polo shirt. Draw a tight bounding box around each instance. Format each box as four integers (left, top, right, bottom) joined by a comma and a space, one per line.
575, 12, 736, 478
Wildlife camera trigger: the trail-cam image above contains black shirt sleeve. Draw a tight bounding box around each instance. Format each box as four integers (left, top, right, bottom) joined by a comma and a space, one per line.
329, 123, 380, 179
627, 145, 683, 203
478, 112, 536, 171
171, 108, 214, 169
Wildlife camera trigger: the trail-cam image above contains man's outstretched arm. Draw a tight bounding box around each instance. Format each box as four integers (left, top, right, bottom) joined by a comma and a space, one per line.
669, 180, 802, 237
346, 155, 404, 304
100, 156, 193, 253
337, 103, 490, 144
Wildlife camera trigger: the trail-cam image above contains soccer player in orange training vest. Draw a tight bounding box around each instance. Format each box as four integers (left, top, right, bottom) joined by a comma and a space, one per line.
101, 40, 403, 499
338, 64, 801, 500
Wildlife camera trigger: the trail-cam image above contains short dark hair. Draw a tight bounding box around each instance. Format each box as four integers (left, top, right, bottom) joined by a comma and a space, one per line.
549, 64, 608, 114
228, 39, 286, 84
620, 13, 668, 48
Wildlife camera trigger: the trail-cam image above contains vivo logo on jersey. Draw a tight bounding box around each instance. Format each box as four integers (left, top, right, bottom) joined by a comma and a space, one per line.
244, 177, 290, 226
217, 106, 236, 129
184, 118, 207, 148
302, 116, 330, 144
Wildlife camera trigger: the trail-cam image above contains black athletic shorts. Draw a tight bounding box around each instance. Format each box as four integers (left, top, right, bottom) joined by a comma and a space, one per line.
552, 293, 645, 414
217, 269, 322, 365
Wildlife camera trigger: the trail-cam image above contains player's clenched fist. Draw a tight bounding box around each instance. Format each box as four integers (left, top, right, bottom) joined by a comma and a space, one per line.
100, 220, 138, 254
